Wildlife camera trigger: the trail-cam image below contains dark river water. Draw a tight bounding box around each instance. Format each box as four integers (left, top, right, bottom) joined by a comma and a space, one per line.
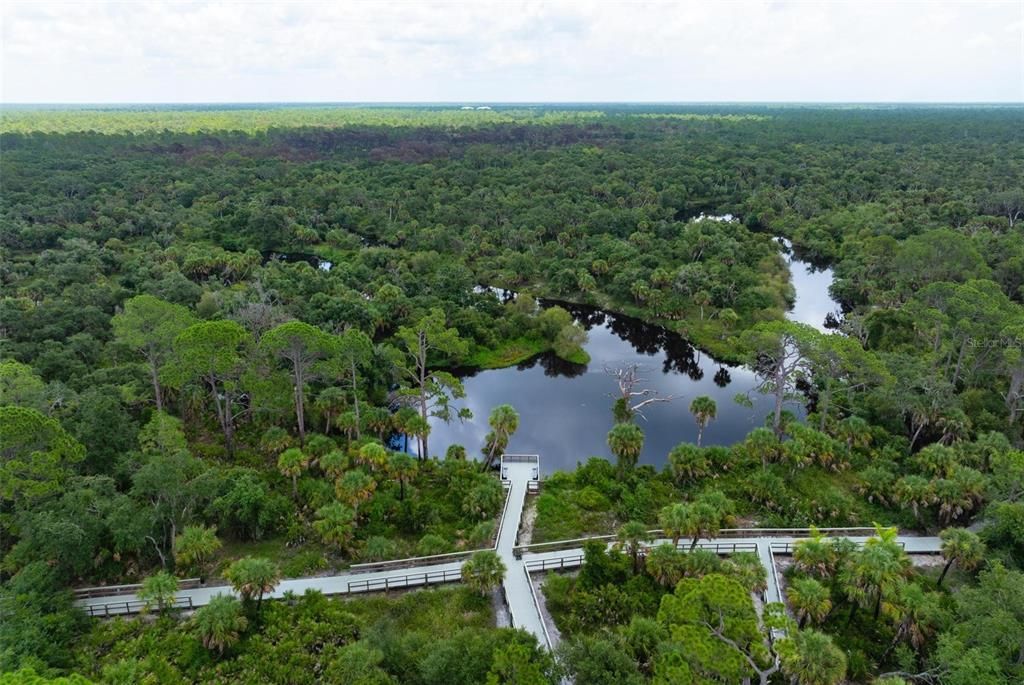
423, 241, 838, 473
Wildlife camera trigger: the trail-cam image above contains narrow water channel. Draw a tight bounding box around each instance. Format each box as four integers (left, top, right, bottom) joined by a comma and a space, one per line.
424, 242, 842, 472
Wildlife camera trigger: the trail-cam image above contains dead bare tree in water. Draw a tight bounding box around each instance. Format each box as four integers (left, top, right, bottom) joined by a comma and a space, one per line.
605, 363, 676, 422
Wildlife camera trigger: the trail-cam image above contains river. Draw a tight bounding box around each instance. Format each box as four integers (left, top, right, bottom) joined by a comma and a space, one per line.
421, 241, 841, 472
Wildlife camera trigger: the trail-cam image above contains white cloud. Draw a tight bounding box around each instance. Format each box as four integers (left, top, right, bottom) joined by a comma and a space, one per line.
1, 0, 1021, 102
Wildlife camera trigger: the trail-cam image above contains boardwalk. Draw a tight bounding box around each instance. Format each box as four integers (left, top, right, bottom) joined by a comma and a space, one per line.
496, 459, 547, 639
75, 458, 942, 651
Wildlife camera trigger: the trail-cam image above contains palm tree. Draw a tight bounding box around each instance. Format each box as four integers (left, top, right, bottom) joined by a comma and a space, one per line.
683, 492, 730, 551
937, 527, 985, 588
405, 415, 431, 461
793, 527, 837, 579
336, 469, 376, 513
461, 549, 506, 596
893, 475, 934, 525
139, 570, 179, 615
391, 407, 418, 450
193, 594, 248, 655
445, 444, 467, 460
607, 423, 644, 470
744, 426, 780, 468
668, 443, 709, 483
787, 577, 832, 628
336, 411, 359, 441
277, 447, 308, 500
363, 406, 392, 440
304, 434, 336, 461
644, 543, 683, 588
224, 557, 280, 613
659, 503, 691, 548
840, 542, 909, 624
934, 468, 986, 525
356, 442, 388, 474
616, 521, 651, 573
778, 629, 847, 685
723, 551, 767, 593
313, 502, 357, 550
319, 449, 347, 481
680, 548, 722, 578
837, 415, 871, 451
174, 525, 222, 578
314, 386, 346, 435
387, 452, 418, 501
689, 396, 717, 447
259, 426, 292, 457
881, 583, 941, 661
483, 404, 520, 471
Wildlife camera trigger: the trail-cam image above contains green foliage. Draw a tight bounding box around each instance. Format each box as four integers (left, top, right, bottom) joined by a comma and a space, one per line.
607, 423, 644, 470
0, 562, 88, 672
937, 527, 985, 587
558, 636, 644, 685
112, 294, 196, 411
462, 477, 505, 520
461, 549, 506, 596
482, 404, 520, 470
655, 573, 772, 683
70, 586, 545, 684
138, 571, 179, 614
0, 360, 48, 412
0, 405, 85, 503
688, 396, 717, 447
391, 307, 471, 458
192, 594, 248, 655
930, 563, 1024, 682
777, 629, 848, 685
313, 503, 357, 551
0, 668, 93, 684
0, 106, 608, 134
260, 321, 337, 442
788, 577, 833, 627
224, 556, 280, 610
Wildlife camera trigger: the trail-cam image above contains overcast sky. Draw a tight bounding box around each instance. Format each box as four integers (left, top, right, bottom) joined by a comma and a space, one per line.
2, 0, 1022, 104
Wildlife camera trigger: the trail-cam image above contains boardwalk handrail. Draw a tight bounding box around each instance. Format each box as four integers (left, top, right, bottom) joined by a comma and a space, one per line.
83, 595, 194, 617
770, 540, 906, 554
668, 541, 759, 554
523, 565, 554, 650
524, 555, 585, 572
522, 541, 758, 572
514, 527, 879, 558
74, 578, 202, 599
351, 479, 514, 574
345, 568, 462, 593
501, 454, 540, 464
765, 544, 788, 641
349, 549, 476, 574
766, 544, 784, 604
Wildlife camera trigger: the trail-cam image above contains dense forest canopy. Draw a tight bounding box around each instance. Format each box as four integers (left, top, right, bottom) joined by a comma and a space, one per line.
1, 104, 1023, 683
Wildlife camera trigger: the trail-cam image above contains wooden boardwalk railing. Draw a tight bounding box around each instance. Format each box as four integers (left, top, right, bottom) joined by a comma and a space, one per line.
345, 568, 462, 593
82, 595, 194, 617
74, 578, 202, 600
522, 541, 759, 572
513, 527, 878, 558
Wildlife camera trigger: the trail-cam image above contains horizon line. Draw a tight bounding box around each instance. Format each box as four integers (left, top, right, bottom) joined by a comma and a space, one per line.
3, 100, 1023, 107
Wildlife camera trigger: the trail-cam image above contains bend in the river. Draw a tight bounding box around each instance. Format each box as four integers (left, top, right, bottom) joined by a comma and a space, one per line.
423, 241, 842, 472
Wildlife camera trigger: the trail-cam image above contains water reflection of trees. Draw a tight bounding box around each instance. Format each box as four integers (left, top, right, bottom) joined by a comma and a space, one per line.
541, 299, 710, 382
516, 352, 587, 378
